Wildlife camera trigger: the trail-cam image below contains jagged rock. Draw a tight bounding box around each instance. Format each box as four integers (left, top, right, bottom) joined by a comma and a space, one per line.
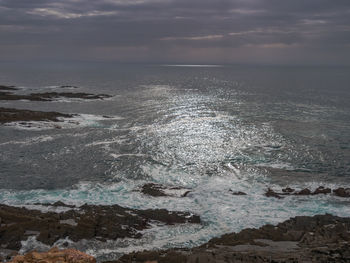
297, 188, 312, 195
313, 186, 331, 195
114, 214, 350, 263
282, 187, 295, 193
0, 107, 72, 124
264, 188, 283, 199
8, 247, 95, 263
0, 204, 200, 251
0, 85, 17, 91
141, 184, 167, 197
333, 187, 350, 197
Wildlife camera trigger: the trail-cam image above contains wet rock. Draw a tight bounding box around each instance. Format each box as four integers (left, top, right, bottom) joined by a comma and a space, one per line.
282, 187, 295, 193
296, 188, 312, 195
313, 186, 331, 195
114, 214, 350, 263
141, 183, 167, 197
0, 91, 112, 101
230, 190, 247, 195
0, 85, 17, 91
0, 107, 72, 124
264, 188, 283, 199
8, 247, 95, 263
333, 187, 350, 197
29, 92, 112, 100
140, 184, 191, 198
0, 203, 200, 251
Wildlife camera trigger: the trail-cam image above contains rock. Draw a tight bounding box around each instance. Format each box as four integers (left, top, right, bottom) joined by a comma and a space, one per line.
8, 247, 95, 263
296, 188, 312, 195
182, 191, 191, 197
282, 187, 295, 193
333, 187, 350, 197
313, 186, 331, 195
0, 203, 200, 251
264, 188, 283, 199
114, 214, 350, 263
0, 85, 17, 91
0, 107, 72, 124
0, 91, 112, 102
141, 183, 168, 197
230, 190, 247, 195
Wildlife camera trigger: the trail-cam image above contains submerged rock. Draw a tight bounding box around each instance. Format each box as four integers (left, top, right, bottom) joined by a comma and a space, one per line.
0, 203, 200, 251
0, 107, 72, 124
114, 214, 350, 263
8, 247, 95, 263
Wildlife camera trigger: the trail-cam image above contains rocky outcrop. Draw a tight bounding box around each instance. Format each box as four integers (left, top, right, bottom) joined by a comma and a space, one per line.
7, 247, 95, 263
0, 85, 17, 91
114, 214, 350, 263
265, 186, 349, 199
0, 107, 72, 124
0, 91, 111, 101
0, 204, 200, 251
333, 187, 350, 197
140, 184, 191, 198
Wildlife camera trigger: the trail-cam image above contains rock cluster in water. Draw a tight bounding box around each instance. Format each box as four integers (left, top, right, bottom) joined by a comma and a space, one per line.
0, 203, 200, 253
265, 186, 350, 199
0, 107, 72, 124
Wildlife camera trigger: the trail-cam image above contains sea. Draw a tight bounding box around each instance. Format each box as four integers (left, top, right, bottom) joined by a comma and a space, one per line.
0, 63, 350, 260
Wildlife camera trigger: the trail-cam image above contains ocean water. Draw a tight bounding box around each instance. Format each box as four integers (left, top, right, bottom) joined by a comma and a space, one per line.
1, 63, 350, 260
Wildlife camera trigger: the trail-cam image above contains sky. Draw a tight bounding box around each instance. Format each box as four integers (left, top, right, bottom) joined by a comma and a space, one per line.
0, 0, 350, 65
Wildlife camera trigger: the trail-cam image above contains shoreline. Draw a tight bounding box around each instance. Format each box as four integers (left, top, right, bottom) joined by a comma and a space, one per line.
1, 209, 349, 263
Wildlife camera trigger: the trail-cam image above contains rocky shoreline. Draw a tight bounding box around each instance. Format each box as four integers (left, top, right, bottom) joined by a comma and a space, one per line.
1, 211, 349, 263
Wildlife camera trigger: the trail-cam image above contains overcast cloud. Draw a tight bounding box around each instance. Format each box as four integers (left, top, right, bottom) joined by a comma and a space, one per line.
0, 0, 350, 64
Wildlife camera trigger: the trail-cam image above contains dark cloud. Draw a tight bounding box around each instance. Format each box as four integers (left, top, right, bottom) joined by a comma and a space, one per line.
0, 0, 350, 64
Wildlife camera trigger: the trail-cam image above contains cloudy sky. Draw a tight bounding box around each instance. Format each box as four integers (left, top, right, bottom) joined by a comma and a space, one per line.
0, 0, 350, 65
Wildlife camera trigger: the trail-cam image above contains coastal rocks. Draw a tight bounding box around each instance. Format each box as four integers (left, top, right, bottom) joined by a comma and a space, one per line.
29, 92, 112, 101
265, 186, 346, 199
0, 204, 200, 251
0, 85, 17, 91
141, 184, 167, 197
115, 214, 350, 263
0, 91, 112, 101
140, 184, 192, 198
333, 187, 350, 197
0, 107, 72, 124
7, 247, 95, 263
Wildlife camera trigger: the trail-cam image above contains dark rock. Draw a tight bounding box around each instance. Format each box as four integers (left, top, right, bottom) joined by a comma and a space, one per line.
0, 91, 112, 101
230, 190, 247, 195
313, 186, 331, 195
0, 85, 17, 91
265, 188, 283, 199
282, 187, 295, 193
0, 203, 200, 251
296, 188, 312, 195
113, 214, 350, 263
141, 183, 167, 197
333, 187, 350, 197
0, 107, 72, 124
